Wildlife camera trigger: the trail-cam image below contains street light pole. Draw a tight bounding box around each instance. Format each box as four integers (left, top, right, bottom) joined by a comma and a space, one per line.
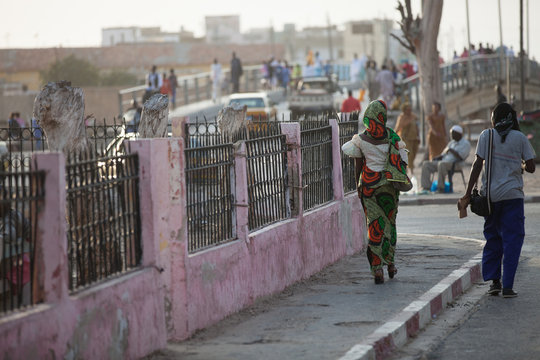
520, 0, 525, 111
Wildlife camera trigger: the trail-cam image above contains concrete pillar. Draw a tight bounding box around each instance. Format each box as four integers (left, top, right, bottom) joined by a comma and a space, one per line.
280, 122, 302, 217
330, 118, 344, 201
127, 137, 190, 340
233, 141, 248, 242
32, 152, 68, 303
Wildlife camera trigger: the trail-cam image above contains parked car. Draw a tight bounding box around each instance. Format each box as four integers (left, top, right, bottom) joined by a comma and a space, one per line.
228, 92, 277, 121
288, 76, 344, 119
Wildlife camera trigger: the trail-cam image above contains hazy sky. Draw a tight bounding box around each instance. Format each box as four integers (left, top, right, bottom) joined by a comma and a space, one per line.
2, 0, 538, 60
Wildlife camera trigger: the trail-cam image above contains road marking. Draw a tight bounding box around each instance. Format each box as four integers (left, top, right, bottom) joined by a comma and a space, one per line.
398, 233, 485, 245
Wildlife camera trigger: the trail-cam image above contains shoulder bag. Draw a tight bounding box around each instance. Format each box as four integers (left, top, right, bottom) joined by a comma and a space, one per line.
470, 129, 493, 216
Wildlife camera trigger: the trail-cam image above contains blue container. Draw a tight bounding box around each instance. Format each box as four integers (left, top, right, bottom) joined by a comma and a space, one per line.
431, 180, 452, 193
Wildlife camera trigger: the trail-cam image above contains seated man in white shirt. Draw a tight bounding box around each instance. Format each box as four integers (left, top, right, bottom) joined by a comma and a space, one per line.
420, 125, 471, 193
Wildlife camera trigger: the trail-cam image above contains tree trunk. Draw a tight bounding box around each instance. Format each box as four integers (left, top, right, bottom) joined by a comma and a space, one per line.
217, 104, 248, 142
32, 81, 88, 154
415, 0, 444, 116
138, 94, 170, 138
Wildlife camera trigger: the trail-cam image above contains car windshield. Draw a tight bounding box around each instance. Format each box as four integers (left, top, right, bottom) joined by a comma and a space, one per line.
229, 98, 265, 108
298, 79, 335, 92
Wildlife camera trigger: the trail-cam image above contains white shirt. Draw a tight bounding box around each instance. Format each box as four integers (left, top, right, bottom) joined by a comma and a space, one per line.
343, 134, 408, 172
211, 63, 222, 83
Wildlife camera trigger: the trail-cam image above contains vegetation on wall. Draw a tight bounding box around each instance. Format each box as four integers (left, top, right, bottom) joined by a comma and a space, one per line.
40, 55, 137, 87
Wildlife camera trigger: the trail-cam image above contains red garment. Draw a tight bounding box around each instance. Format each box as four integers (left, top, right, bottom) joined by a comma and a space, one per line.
402, 63, 415, 78
341, 96, 361, 113
160, 79, 171, 95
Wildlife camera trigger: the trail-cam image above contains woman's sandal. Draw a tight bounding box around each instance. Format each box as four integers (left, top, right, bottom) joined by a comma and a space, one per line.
374, 269, 384, 284
388, 264, 398, 279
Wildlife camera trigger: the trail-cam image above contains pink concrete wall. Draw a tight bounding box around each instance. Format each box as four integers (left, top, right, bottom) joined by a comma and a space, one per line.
0, 149, 168, 359
0, 122, 366, 356
177, 120, 365, 338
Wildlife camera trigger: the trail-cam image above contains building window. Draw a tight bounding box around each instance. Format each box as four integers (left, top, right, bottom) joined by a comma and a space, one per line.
121, 33, 125, 43
352, 23, 373, 35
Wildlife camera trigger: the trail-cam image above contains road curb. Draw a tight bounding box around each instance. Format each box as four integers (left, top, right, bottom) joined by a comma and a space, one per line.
339, 252, 483, 360
399, 194, 540, 206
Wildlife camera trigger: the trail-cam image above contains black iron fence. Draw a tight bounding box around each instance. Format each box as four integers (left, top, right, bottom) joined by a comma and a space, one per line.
185, 143, 235, 253
65, 150, 141, 291
246, 130, 289, 230
0, 119, 133, 173
300, 120, 334, 211
338, 119, 359, 193
0, 127, 47, 172
0, 169, 45, 315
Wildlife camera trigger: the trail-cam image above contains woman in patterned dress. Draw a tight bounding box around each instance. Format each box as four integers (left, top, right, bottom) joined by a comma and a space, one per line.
342, 100, 409, 284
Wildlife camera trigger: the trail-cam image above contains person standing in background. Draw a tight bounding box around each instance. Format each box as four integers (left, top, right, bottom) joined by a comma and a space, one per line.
160, 72, 170, 96
211, 58, 222, 103
168, 69, 178, 108
350, 53, 362, 86
375, 65, 395, 106
230, 52, 243, 93
147, 65, 161, 92
427, 102, 447, 160
394, 103, 419, 175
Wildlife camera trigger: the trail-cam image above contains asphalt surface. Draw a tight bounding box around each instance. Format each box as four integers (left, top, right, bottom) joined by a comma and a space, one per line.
391, 202, 540, 360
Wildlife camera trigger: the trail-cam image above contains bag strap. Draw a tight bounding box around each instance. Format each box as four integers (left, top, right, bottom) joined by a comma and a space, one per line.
486, 129, 494, 214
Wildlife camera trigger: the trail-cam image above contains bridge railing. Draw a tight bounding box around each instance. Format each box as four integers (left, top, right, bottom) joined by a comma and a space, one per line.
402, 54, 540, 113
118, 65, 263, 116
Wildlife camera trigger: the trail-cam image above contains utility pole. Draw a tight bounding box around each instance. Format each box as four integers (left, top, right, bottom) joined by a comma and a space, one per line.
497, 0, 504, 79
520, 0, 525, 111
326, 13, 334, 62
270, 21, 275, 56
465, 0, 473, 88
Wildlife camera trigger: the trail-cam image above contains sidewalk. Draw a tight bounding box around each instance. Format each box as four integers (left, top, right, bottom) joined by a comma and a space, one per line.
146, 232, 484, 360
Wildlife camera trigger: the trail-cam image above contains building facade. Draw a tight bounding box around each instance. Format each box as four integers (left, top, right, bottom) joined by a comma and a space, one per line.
343, 19, 397, 66
205, 15, 242, 44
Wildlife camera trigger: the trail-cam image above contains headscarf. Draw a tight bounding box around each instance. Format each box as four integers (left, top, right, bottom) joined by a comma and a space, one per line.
361, 100, 408, 187
491, 102, 518, 143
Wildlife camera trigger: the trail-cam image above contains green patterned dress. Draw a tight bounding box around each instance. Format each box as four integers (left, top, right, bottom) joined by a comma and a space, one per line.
357, 100, 407, 274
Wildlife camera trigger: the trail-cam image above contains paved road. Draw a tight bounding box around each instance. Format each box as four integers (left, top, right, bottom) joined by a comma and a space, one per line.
391, 202, 540, 360
145, 203, 489, 360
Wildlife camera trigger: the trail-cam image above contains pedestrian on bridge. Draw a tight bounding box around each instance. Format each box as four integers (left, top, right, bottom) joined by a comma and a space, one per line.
341, 100, 409, 284
211, 58, 222, 103
230, 52, 243, 93
459, 102, 536, 298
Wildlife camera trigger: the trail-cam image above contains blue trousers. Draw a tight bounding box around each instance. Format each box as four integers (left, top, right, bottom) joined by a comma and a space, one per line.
482, 198, 525, 289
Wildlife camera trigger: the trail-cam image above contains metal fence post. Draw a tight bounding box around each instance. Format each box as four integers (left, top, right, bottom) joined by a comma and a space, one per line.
118, 92, 124, 118
183, 79, 189, 105
252, 69, 258, 91
206, 75, 211, 100
195, 78, 200, 102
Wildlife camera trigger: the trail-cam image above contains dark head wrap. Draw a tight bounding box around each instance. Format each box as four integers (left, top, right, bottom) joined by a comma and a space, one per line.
491, 102, 518, 143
